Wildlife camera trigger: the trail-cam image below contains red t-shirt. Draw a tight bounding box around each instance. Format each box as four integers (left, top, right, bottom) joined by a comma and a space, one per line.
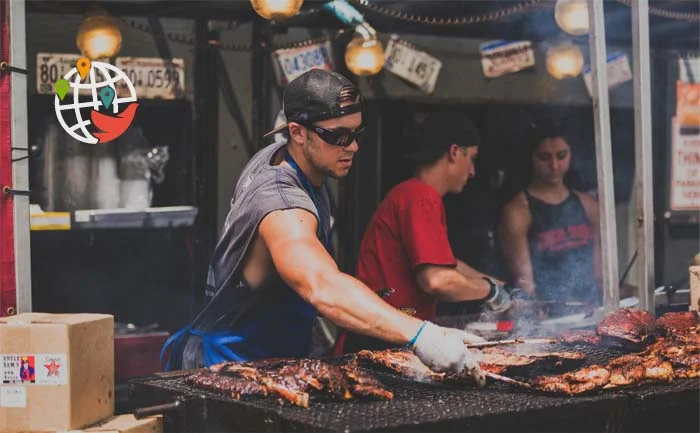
356, 178, 457, 321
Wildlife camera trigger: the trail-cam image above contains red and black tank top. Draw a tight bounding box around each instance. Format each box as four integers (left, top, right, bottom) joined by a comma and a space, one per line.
524, 189, 597, 304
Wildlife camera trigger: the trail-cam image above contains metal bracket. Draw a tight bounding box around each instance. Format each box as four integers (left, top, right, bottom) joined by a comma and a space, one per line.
3, 186, 31, 196
11, 146, 29, 163
0, 61, 28, 75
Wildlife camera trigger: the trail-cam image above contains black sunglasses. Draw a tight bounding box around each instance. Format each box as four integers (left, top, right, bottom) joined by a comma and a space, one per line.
298, 122, 367, 147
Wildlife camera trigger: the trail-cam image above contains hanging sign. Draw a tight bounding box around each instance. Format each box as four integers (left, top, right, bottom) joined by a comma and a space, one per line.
677, 81, 700, 130
384, 37, 442, 94
36, 53, 82, 94
115, 57, 186, 100
583, 52, 632, 97
679, 57, 699, 83
273, 41, 334, 87
479, 40, 535, 78
670, 118, 700, 211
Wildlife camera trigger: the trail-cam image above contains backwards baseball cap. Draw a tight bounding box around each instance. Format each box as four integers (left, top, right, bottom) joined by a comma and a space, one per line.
264, 69, 362, 138
406, 111, 482, 162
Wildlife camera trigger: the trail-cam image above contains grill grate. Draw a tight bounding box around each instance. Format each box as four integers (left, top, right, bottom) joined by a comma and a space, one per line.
135, 371, 626, 432
130, 343, 698, 432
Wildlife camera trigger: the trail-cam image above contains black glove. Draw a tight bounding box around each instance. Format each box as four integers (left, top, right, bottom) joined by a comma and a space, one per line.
482, 277, 513, 313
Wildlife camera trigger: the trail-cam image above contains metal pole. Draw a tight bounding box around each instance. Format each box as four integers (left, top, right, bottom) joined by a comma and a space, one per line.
587, 0, 620, 314
10, 0, 31, 313
631, 0, 655, 314
252, 20, 272, 147
193, 20, 219, 272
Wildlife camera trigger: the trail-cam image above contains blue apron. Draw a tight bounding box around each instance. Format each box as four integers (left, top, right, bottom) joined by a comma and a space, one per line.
161, 152, 331, 370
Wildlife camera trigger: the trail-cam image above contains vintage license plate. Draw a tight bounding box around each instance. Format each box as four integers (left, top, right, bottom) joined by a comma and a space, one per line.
36, 52, 81, 94
116, 57, 186, 99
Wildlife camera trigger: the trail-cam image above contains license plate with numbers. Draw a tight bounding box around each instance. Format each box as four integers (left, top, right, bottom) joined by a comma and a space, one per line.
116, 57, 186, 100
36, 52, 81, 94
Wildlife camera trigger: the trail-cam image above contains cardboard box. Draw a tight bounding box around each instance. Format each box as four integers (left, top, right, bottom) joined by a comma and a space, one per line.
6, 414, 163, 433
0, 313, 114, 431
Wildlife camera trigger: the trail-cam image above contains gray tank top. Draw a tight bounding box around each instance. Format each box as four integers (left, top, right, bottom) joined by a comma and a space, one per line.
182, 140, 333, 365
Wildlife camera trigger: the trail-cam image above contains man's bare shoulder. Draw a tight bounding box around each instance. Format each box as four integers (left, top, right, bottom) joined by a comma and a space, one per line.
258, 207, 319, 242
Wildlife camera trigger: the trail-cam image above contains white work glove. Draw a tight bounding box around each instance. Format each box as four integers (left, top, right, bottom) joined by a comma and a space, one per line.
410, 321, 486, 387
445, 327, 486, 344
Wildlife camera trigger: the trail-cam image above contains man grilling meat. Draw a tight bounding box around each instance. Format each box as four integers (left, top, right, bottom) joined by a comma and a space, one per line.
161, 70, 485, 386
335, 112, 517, 354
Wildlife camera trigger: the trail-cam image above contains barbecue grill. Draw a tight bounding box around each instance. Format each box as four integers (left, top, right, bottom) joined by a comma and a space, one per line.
128, 344, 699, 433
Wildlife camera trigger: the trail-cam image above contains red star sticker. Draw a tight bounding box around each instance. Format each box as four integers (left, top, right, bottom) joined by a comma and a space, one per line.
44, 360, 61, 377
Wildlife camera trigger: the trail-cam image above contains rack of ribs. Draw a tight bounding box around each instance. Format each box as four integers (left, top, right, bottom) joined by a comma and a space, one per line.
597, 307, 656, 347
356, 349, 452, 381
184, 358, 393, 408
356, 347, 586, 381
656, 311, 700, 335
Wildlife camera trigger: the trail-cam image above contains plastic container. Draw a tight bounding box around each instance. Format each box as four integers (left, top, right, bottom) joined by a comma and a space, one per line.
144, 206, 198, 228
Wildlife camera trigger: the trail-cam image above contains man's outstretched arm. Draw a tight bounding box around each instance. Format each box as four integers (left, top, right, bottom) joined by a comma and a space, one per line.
258, 208, 485, 382
259, 208, 422, 344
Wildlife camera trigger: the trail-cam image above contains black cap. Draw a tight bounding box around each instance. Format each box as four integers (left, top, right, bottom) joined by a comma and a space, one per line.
264, 69, 362, 137
406, 112, 482, 162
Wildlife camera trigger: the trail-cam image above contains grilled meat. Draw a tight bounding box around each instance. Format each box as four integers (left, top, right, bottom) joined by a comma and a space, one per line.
342, 364, 395, 400
184, 369, 267, 400
356, 349, 450, 382
597, 307, 656, 346
478, 348, 586, 372
476, 348, 536, 367
357, 348, 507, 382
641, 357, 674, 383
557, 330, 602, 346
186, 358, 392, 407
607, 360, 646, 387
357, 347, 587, 383
530, 366, 610, 395
655, 311, 700, 335
536, 351, 677, 394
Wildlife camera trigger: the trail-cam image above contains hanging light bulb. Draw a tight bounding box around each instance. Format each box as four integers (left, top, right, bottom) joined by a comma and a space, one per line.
76, 11, 122, 60
250, 0, 304, 20
554, 0, 589, 36
546, 42, 584, 80
345, 24, 384, 76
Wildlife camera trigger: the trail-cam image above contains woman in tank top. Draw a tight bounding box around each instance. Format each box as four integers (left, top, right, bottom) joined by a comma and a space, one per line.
499, 125, 602, 317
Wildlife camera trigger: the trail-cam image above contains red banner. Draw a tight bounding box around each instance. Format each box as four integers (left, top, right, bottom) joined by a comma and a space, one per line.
0, 0, 17, 317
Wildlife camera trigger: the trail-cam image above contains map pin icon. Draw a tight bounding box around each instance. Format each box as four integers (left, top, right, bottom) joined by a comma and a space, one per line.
99, 87, 115, 110
77, 57, 91, 80
55, 79, 70, 100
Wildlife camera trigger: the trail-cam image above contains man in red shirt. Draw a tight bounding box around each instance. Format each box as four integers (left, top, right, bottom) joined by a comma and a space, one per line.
335, 112, 515, 354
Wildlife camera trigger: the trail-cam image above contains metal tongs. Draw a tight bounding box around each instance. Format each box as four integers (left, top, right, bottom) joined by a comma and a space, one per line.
466, 337, 557, 349
484, 371, 532, 389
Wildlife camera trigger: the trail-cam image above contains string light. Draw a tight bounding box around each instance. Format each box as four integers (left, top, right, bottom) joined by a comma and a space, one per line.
546, 42, 584, 79
554, 0, 589, 36
76, 11, 123, 60
250, 0, 304, 20
345, 24, 384, 76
